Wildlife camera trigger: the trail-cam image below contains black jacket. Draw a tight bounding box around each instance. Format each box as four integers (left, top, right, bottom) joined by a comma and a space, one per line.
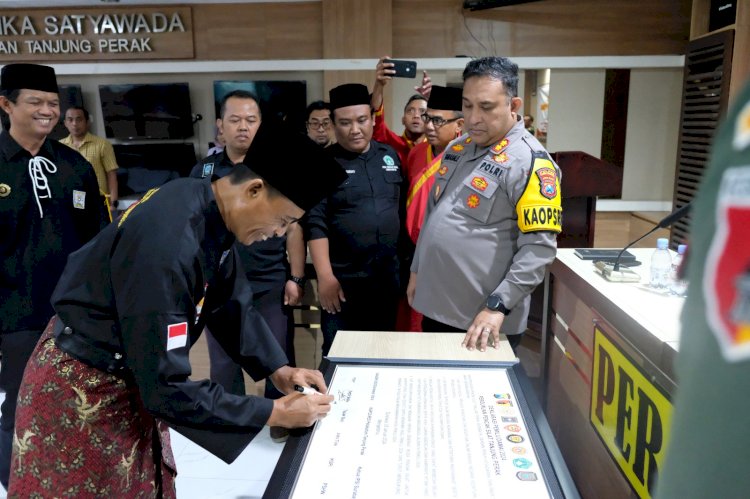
52, 177, 288, 462
0, 132, 106, 333
305, 141, 403, 279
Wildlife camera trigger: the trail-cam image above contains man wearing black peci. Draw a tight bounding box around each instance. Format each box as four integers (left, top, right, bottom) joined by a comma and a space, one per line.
0, 63, 107, 489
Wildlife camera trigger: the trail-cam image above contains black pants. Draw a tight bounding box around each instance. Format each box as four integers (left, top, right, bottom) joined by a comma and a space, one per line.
421, 316, 523, 350
0, 329, 43, 489
206, 283, 294, 399
321, 276, 400, 357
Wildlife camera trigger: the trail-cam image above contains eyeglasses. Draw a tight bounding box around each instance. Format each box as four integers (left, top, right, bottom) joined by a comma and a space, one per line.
420, 113, 460, 128
307, 119, 331, 130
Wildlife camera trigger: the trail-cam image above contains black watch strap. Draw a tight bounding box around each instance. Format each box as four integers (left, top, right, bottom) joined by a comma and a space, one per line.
486, 294, 511, 315
289, 275, 307, 287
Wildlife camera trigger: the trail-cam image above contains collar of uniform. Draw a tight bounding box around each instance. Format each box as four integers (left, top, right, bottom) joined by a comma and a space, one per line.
467, 116, 525, 160
0, 131, 54, 161
331, 140, 380, 161
201, 180, 235, 251
218, 150, 240, 167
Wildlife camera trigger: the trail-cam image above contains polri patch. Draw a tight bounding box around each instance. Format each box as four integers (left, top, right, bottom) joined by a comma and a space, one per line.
73, 190, 86, 209
438, 165, 448, 176
383, 155, 395, 166
476, 160, 505, 180
451, 144, 464, 152
444, 153, 461, 163
705, 166, 750, 361
202, 163, 214, 178
167, 322, 188, 351
466, 193, 480, 208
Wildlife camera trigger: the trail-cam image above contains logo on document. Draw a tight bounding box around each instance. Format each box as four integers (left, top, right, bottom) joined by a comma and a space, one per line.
504, 424, 522, 433
511, 446, 527, 455
516, 471, 538, 481
507, 434, 524, 444
512, 458, 533, 470
501, 416, 518, 423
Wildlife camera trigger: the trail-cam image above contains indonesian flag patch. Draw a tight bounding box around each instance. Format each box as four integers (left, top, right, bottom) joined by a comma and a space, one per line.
705, 166, 750, 361
167, 322, 188, 351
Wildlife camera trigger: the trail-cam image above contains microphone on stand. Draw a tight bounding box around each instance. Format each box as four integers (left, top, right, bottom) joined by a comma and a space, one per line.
611, 202, 692, 272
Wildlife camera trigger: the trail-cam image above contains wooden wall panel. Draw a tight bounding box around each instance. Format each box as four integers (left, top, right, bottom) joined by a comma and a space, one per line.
730, 0, 750, 103
321, 0, 392, 96
394, 0, 690, 57
192, 2, 323, 60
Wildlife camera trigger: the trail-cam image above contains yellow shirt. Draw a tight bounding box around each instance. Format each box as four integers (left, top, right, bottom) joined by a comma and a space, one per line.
60, 132, 119, 195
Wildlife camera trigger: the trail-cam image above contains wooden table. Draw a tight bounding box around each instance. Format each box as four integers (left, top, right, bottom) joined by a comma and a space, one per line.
328, 330, 517, 365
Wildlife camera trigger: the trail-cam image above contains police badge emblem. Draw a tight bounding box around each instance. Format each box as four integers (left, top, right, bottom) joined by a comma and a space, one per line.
73, 190, 86, 209
466, 194, 480, 208
535, 167, 558, 200
202, 163, 215, 178
0, 183, 10, 198
383, 155, 395, 166
705, 166, 750, 361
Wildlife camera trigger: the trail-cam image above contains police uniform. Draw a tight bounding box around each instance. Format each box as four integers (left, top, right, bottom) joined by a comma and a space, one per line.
0, 63, 106, 489
411, 117, 561, 340
190, 153, 294, 398
305, 140, 403, 355
655, 82, 750, 499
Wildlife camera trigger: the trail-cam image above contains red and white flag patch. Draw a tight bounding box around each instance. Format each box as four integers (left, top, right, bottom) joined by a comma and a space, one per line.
167, 322, 188, 351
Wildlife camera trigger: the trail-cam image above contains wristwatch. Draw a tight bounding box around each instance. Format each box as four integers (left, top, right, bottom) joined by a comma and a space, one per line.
289, 275, 307, 287
486, 294, 510, 315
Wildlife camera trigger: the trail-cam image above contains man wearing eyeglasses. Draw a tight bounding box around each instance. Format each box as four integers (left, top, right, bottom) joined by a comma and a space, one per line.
405, 85, 464, 245
305, 100, 334, 147
371, 56, 430, 166
408, 57, 561, 352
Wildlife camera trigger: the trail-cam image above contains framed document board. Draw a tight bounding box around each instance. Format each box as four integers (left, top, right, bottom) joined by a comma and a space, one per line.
264, 360, 579, 499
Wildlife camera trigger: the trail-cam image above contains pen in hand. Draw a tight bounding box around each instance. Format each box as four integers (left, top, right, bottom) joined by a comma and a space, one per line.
294, 384, 322, 395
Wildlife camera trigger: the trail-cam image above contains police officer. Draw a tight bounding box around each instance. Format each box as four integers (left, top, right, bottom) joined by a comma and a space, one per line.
654, 81, 750, 499
0, 63, 106, 489
191, 90, 306, 443
9, 122, 345, 496
306, 83, 404, 356
407, 57, 562, 351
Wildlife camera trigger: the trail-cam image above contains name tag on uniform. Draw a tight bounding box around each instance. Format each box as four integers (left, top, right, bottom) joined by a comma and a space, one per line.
73, 190, 86, 209
202, 163, 214, 178
167, 322, 188, 351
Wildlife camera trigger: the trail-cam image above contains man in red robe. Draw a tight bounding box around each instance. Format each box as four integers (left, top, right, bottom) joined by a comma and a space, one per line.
405, 85, 464, 245
370, 56, 431, 165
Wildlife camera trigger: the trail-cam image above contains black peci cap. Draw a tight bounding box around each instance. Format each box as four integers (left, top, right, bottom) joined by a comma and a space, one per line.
240, 121, 347, 211
1, 63, 58, 94
427, 85, 463, 112
329, 83, 371, 110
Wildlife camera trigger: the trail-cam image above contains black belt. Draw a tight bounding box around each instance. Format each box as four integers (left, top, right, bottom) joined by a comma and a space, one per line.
53, 318, 131, 380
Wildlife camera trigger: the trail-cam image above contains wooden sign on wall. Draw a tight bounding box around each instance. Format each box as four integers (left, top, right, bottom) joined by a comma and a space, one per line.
0, 6, 194, 62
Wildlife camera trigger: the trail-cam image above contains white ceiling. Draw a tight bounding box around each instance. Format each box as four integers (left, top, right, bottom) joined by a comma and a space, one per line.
0, 0, 318, 7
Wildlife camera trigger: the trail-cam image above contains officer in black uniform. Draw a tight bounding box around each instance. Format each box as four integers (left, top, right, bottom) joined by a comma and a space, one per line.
190, 91, 306, 442
0, 63, 106, 488
11, 123, 346, 484
306, 83, 404, 356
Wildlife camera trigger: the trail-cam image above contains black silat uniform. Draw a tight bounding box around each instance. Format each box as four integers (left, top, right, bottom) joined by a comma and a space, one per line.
190, 153, 294, 398
305, 140, 403, 355
0, 131, 106, 486
50, 178, 288, 461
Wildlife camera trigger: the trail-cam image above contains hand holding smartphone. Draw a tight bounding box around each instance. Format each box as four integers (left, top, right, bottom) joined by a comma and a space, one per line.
383, 58, 417, 78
